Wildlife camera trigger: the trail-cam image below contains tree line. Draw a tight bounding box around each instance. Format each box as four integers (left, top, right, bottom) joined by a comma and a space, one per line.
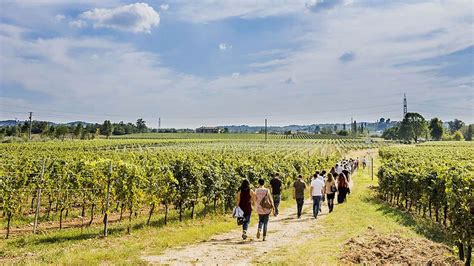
382, 113, 472, 142
0, 118, 149, 140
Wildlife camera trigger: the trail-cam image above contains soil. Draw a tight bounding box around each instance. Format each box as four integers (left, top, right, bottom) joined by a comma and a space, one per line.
340, 229, 463, 265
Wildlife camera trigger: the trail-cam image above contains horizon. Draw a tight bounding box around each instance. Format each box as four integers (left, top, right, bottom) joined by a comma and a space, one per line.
1, 0, 473, 128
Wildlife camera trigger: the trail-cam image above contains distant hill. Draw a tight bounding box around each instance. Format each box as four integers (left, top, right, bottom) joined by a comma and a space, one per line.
0, 120, 92, 127
0, 120, 18, 127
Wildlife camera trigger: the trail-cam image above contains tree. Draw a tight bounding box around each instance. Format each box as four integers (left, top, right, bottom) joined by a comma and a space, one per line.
429, 118, 443, 140
399, 112, 428, 143
136, 118, 147, 133
55, 125, 69, 140
448, 119, 464, 134
101, 120, 113, 139
382, 125, 399, 140
379, 118, 385, 123
314, 125, 320, 133
352, 121, 357, 135
337, 130, 349, 136
465, 124, 473, 141
320, 127, 332, 135
73, 123, 83, 139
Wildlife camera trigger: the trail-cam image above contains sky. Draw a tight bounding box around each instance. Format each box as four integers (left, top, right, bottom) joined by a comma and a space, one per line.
0, 0, 473, 128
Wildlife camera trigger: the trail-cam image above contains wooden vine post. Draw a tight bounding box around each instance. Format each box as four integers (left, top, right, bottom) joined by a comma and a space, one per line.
103, 162, 112, 237
33, 159, 45, 234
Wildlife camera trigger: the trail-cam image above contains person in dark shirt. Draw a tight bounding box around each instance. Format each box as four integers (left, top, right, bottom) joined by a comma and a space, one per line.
235, 179, 255, 240
293, 175, 306, 218
269, 173, 283, 216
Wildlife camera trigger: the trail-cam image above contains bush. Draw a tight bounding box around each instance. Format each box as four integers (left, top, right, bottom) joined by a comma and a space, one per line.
453, 131, 464, 141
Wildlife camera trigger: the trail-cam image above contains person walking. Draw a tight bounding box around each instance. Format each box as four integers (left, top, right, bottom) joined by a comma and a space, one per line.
319, 170, 327, 212
337, 173, 350, 204
269, 173, 282, 217
324, 173, 337, 212
310, 173, 325, 219
293, 175, 306, 218
255, 178, 274, 241
235, 179, 255, 240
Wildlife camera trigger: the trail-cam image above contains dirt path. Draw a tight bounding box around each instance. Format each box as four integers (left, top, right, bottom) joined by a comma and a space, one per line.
141, 149, 375, 265
142, 197, 330, 265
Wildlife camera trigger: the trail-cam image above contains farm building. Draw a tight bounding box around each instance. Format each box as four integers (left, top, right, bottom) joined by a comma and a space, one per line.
196, 127, 222, 133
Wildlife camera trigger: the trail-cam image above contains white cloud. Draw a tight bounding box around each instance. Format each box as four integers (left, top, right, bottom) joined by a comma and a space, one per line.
160, 4, 169, 11
219, 43, 231, 51
54, 14, 66, 22
174, 0, 309, 23
0, 27, 204, 126
69, 20, 87, 29
1, 1, 473, 126
79, 3, 160, 33
305, 0, 354, 12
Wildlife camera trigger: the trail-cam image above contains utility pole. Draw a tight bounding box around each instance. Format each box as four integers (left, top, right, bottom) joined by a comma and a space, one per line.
265, 118, 268, 142
158, 117, 161, 130
28, 112, 33, 140
403, 93, 407, 119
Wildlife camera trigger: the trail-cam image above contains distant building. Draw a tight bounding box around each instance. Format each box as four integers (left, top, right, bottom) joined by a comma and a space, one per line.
196, 127, 222, 133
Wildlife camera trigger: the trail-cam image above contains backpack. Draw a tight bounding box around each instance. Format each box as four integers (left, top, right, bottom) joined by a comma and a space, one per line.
260, 189, 273, 209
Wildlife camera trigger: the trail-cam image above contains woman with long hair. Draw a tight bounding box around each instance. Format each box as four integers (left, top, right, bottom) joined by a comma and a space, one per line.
337, 173, 350, 204
235, 179, 255, 240
324, 173, 337, 212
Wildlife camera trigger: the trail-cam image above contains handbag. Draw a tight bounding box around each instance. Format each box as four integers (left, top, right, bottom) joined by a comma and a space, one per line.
233, 206, 245, 225
260, 189, 273, 209
331, 184, 337, 193
232, 206, 244, 218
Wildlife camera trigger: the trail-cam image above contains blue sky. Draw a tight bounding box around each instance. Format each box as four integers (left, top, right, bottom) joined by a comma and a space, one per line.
0, 0, 472, 127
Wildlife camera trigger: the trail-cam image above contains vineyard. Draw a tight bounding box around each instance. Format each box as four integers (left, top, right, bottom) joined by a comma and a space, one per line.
377, 142, 474, 265
0, 137, 386, 239
112, 132, 364, 140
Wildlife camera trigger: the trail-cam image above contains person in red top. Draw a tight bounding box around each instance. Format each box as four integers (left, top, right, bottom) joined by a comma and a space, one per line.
337, 173, 350, 204
235, 179, 255, 240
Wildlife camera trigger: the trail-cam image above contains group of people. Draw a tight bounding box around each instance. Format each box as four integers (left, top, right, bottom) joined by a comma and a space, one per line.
234, 159, 360, 241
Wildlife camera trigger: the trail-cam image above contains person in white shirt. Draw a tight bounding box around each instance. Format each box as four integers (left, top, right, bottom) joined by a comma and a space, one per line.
310, 175, 325, 219
335, 164, 343, 175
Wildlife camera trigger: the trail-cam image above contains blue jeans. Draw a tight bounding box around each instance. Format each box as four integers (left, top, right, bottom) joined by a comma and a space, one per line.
242, 213, 251, 232
272, 194, 281, 215
258, 214, 269, 237
312, 195, 322, 218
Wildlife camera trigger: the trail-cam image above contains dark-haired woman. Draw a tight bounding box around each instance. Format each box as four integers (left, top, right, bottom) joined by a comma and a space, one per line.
337, 173, 350, 204
324, 173, 336, 212
236, 179, 255, 240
